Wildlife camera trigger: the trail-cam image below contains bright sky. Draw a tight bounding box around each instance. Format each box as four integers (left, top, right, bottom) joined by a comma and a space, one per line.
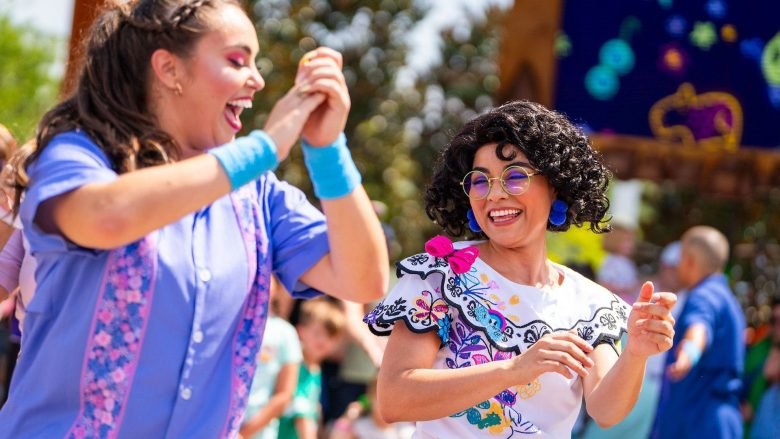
4, 0, 74, 37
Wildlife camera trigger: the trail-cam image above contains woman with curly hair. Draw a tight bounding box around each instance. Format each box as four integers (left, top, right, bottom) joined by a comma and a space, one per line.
365, 101, 676, 437
0, 0, 387, 437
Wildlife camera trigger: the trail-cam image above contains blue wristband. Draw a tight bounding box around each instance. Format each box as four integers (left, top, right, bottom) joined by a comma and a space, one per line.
209, 130, 278, 190
302, 133, 361, 199
680, 339, 702, 366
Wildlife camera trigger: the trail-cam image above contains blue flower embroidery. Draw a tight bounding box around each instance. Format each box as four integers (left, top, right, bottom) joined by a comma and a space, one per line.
438, 315, 452, 343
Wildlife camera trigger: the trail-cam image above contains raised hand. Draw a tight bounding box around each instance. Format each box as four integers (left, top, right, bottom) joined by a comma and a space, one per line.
295, 47, 350, 147
513, 331, 595, 380
263, 85, 326, 161
627, 281, 676, 358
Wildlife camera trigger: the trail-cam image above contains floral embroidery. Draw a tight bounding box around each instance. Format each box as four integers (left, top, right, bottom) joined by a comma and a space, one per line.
616, 304, 628, 322
221, 184, 272, 437
408, 254, 430, 266
516, 379, 542, 400
599, 313, 617, 331
412, 290, 450, 327
437, 315, 452, 344
577, 326, 595, 341
522, 324, 551, 345
67, 238, 157, 439
365, 248, 630, 437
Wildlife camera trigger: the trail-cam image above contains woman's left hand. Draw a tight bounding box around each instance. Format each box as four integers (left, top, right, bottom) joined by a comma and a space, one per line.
626, 281, 676, 358
295, 47, 351, 147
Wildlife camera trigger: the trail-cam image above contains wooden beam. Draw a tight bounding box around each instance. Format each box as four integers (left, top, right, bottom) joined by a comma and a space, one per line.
62, 0, 107, 97
497, 0, 562, 108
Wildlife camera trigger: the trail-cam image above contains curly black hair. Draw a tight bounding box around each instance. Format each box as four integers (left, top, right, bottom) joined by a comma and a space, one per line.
424, 100, 612, 238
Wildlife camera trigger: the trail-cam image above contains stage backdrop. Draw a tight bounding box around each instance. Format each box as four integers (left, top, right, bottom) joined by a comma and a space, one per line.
554, 0, 780, 149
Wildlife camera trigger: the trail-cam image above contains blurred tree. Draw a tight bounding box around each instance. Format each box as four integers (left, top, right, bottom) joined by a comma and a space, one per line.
247, 1, 508, 256
404, 6, 504, 182
0, 13, 60, 141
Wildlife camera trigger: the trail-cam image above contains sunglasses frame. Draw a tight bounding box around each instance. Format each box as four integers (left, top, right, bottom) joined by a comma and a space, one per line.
460, 165, 541, 200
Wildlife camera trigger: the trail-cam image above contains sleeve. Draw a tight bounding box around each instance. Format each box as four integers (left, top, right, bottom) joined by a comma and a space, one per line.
568, 270, 631, 353
264, 173, 330, 299
19, 132, 117, 256
0, 229, 24, 292
364, 255, 453, 337
679, 290, 716, 348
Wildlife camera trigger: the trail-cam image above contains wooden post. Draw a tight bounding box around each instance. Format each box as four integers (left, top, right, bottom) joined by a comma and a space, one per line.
62, 0, 107, 97
497, 0, 562, 108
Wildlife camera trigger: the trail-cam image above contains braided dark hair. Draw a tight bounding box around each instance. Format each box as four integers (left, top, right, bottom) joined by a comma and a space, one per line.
14, 0, 242, 211
425, 100, 612, 238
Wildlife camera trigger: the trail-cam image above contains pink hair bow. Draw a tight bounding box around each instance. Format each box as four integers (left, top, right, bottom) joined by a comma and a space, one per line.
424, 235, 479, 274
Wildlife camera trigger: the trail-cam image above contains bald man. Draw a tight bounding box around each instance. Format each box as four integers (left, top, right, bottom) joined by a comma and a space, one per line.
651, 226, 745, 439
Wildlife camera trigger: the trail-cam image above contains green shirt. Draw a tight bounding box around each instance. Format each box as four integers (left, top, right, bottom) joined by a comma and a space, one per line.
277, 363, 321, 439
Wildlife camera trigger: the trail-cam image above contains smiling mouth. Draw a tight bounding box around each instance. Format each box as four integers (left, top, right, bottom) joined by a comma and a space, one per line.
224, 99, 252, 132
489, 209, 522, 223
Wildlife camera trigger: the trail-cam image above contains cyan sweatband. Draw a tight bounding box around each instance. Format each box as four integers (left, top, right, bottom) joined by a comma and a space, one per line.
302, 133, 361, 199
680, 339, 702, 366
209, 130, 278, 190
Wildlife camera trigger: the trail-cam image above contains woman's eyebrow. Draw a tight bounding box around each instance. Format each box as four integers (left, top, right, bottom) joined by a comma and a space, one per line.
471, 162, 534, 173
506, 161, 533, 169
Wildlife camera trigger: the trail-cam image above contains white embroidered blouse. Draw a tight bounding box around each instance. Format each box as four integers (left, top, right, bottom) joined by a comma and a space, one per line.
365, 241, 630, 438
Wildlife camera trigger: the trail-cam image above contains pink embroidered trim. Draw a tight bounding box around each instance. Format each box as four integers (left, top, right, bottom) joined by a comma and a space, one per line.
67, 237, 157, 439
221, 185, 272, 437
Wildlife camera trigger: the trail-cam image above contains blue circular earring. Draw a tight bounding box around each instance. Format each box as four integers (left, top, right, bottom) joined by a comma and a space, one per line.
466, 209, 482, 233
549, 199, 568, 226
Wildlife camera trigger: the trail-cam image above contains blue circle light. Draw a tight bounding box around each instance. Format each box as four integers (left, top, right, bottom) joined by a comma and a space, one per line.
599, 39, 635, 75
585, 65, 620, 100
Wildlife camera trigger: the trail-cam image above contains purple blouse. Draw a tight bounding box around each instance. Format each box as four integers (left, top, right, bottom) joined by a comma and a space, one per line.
0, 131, 330, 438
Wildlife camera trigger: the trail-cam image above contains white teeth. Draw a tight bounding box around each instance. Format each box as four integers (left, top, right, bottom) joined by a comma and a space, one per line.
489, 209, 521, 218
227, 99, 252, 109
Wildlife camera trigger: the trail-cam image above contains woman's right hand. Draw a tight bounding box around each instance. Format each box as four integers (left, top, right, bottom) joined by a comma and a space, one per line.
263, 85, 326, 161
513, 331, 595, 380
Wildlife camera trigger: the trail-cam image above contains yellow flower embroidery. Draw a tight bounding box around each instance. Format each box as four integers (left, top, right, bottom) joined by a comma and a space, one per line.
516, 379, 542, 400
487, 401, 511, 435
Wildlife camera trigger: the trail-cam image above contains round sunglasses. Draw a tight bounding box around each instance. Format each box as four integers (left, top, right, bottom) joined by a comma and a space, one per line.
460, 166, 541, 200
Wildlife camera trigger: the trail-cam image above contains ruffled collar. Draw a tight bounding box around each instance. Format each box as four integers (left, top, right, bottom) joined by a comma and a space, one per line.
396, 238, 629, 354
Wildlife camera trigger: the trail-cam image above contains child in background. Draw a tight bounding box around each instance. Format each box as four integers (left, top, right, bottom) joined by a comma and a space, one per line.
240, 278, 302, 439
329, 380, 414, 439
279, 297, 346, 439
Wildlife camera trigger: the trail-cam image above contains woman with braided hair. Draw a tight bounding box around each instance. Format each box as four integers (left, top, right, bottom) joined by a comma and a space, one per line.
365, 101, 677, 437
0, 0, 387, 437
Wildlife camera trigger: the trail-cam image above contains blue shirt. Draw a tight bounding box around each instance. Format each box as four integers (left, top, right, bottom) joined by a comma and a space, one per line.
0, 131, 330, 438
653, 273, 746, 438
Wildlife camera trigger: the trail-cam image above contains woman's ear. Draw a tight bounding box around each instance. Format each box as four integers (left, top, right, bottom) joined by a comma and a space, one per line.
150, 48, 182, 91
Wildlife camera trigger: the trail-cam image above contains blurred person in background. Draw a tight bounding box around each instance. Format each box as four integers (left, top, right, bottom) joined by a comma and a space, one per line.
747, 297, 780, 439
329, 380, 414, 439
0, 124, 19, 406
581, 240, 682, 439
597, 222, 640, 303
652, 226, 746, 439
278, 297, 346, 439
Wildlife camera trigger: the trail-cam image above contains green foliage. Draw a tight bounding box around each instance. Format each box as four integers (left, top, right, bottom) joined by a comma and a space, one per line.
0, 13, 60, 141
247, 1, 506, 257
